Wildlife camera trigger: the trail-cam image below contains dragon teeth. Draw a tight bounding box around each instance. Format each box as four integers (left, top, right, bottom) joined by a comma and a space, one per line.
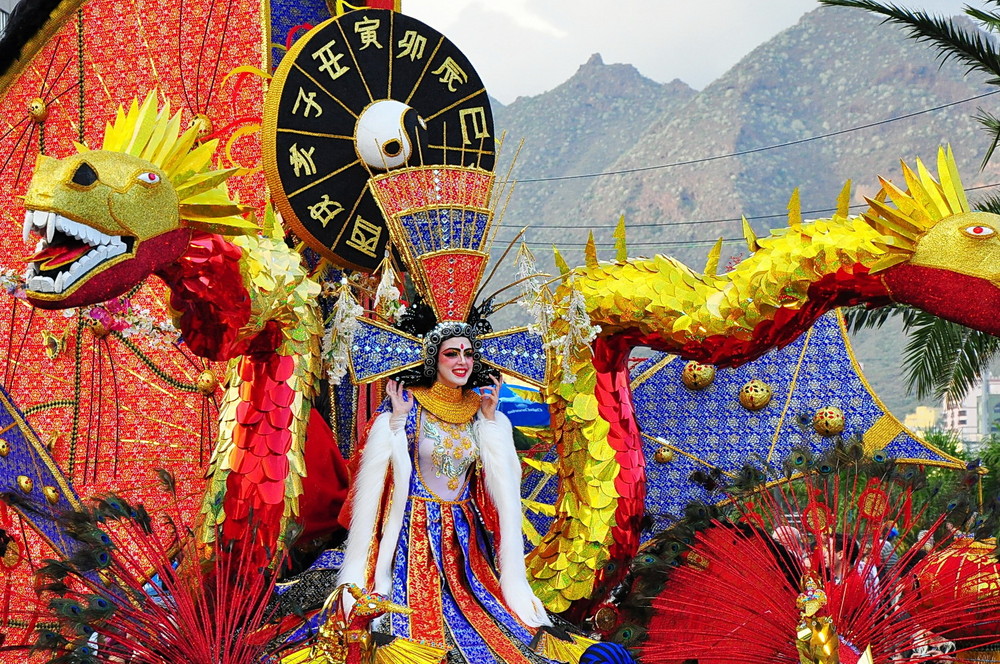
54, 215, 117, 248
21, 210, 132, 295
44, 211, 55, 244
28, 275, 55, 293
23, 210, 123, 249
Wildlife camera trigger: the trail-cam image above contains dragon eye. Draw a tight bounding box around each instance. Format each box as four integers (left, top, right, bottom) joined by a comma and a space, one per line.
962, 224, 995, 238
137, 172, 160, 185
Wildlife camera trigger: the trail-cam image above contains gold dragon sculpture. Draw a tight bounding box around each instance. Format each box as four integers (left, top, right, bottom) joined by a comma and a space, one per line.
16, 95, 1000, 621
528, 147, 1000, 615
20, 93, 323, 563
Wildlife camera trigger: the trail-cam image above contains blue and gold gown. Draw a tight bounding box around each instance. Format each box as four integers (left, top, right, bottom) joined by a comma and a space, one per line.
381, 392, 556, 664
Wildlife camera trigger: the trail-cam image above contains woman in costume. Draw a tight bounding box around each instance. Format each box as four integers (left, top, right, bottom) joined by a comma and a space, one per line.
336, 313, 557, 663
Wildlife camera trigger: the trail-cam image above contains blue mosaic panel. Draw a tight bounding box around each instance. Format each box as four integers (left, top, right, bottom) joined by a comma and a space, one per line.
334, 379, 356, 458
269, 0, 331, 70
520, 447, 559, 554
480, 329, 547, 387
398, 209, 491, 253
0, 385, 85, 560
630, 311, 960, 543
349, 319, 423, 382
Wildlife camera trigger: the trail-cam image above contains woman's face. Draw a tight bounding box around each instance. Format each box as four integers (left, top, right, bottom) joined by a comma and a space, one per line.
437, 336, 474, 388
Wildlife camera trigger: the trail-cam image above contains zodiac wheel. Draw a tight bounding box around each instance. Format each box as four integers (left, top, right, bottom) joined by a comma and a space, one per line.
263, 9, 496, 271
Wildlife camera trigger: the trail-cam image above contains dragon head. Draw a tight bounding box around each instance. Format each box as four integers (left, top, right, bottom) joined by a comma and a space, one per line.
866, 147, 1000, 335
21, 93, 254, 309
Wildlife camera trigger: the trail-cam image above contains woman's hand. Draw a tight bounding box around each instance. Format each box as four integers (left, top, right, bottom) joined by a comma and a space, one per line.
479, 375, 501, 421
386, 380, 413, 432
386, 380, 413, 414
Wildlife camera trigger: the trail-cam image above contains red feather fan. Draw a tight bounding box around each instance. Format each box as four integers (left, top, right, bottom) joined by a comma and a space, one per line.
639, 456, 1000, 664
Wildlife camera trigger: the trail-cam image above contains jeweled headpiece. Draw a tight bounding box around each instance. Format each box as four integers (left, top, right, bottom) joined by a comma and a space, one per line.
347, 164, 547, 388
371, 164, 496, 323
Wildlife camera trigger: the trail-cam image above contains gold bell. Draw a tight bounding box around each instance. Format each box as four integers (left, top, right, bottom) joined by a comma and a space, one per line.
28, 98, 48, 123
1, 538, 20, 568
0, 438, 9, 457
813, 406, 845, 436
42, 486, 60, 505
17, 476, 33, 493
197, 370, 219, 396
654, 445, 674, 464
191, 114, 213, 140
738, 379, 772, 411
593, 605, 618, 632
87, 318, 110, 339
681, 361, 716, 390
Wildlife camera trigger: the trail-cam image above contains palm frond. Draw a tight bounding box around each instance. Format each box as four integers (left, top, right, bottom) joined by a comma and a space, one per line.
819, 0, 1000, 81
975, 190, 1000, 215
965, 7, 1000, 34
973, 108, 1000, 168
843, 303, 903, 332
900, 310, 1000, 401
842, 303, 924, 333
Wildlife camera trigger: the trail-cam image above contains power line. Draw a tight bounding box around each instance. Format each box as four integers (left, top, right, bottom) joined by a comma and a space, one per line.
504, 237, 744, 249
512, 89, 1000, 184
496, 181, 1000, 247
497, 181, 1000, 231
499, 203, 870, 229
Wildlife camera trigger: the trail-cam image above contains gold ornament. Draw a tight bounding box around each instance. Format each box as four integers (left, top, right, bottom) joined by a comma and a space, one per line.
796, 576, 828, 617
685, 550, 710, 570
813, 406, 845, 436
593, 605, 618, 632
28, 98, 48, 123
43, 486, 60, 505
197, 370, 219, 396
681, 361, 716, 390
0, 438, 8, 457
42, 328, 67, 359
654, 445, 674, 464
17, 476, 33, 493
739, 379, 772, 411
797, 615, 840, 664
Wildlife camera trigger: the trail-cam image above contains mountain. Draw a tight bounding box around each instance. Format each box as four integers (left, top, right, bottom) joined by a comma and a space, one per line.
492, 54, 695, 241
489, 6, 997, 417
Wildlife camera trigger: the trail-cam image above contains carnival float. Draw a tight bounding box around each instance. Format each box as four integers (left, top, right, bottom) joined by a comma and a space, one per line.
0, 1, 1000, 663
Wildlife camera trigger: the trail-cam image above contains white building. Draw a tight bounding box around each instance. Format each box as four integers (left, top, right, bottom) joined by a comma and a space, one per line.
0, 0, 17, 36
941, 374, 1000, 452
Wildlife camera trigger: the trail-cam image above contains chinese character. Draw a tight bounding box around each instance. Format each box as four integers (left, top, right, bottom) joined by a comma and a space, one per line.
458, 107, 490, 145
345, 216, 382, 257
396, 30, 426, 61
432, 57, 468, 92
292, 88, 323, 118
308, 195, 345, 228
289, 143, 317, 177
354, 15, 382, 50
312, 38, 350, 81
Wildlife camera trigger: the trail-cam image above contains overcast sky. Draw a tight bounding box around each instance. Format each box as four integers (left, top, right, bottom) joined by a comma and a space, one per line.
404, 0, 973, 104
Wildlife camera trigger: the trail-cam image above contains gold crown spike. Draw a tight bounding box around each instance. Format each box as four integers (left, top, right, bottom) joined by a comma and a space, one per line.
369, 165, 497, 322
96, 92, 254, 234
862, 145, 969, 258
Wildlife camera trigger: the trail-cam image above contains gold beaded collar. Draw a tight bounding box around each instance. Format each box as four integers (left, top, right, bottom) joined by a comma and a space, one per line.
410, 382, 481, 424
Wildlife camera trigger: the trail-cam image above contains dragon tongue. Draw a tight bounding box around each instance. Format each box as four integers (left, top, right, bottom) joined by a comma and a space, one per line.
25, 242, 93, 270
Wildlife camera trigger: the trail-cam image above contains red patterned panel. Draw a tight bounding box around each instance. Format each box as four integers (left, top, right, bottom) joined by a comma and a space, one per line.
419, 251, 487, 322
0, 1, 266, 658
